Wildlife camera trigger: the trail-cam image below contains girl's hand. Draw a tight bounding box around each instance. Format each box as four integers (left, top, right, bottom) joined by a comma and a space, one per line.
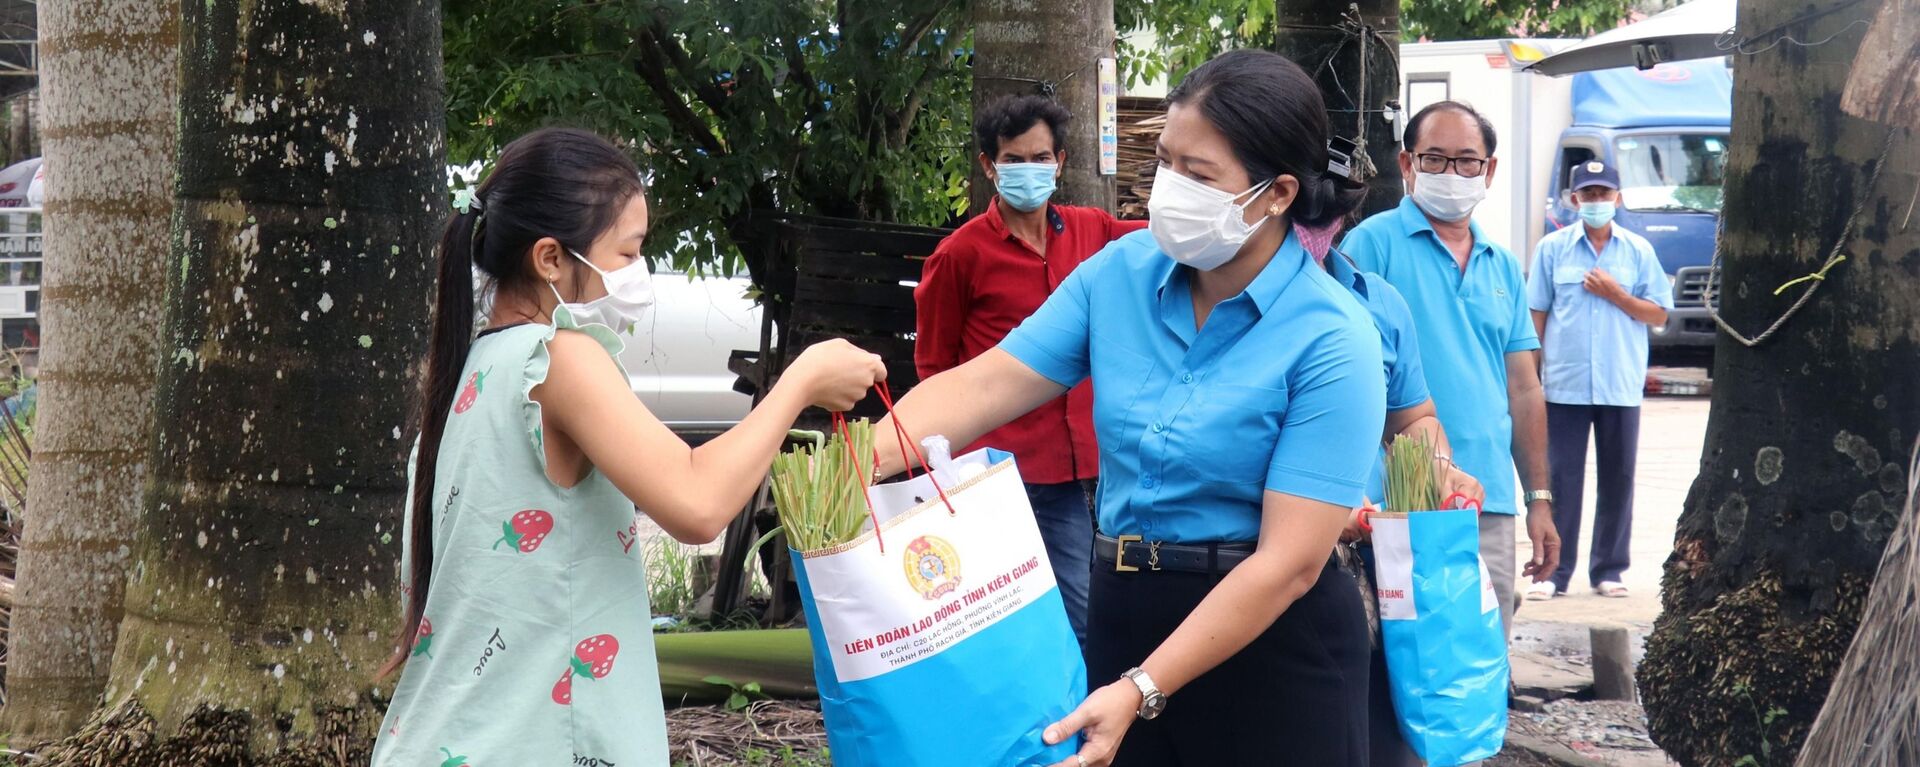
785, 339, 886, 411
1044, 680, 1142, 767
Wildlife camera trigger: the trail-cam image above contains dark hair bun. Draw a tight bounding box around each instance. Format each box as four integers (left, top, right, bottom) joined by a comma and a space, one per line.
1294, 171, 1368, 228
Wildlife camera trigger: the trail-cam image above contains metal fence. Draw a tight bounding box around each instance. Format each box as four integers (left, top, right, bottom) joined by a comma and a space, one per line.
0, 206, 39, 355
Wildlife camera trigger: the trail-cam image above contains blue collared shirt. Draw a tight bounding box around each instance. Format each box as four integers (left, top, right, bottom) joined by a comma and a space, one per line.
1327, 252, 1432, 503
1343, 196, 1541, 516
1526, 224, 1673, 407
1000, 230, 1386, 543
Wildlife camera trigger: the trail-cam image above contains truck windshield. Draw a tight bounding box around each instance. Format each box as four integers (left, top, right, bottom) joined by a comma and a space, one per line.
1614, 133, 1728, 214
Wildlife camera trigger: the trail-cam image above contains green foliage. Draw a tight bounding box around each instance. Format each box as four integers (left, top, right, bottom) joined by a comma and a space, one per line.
1114, 0, 1638, 89
700, 674, 770, 712
443, 0, 973, 274
646, 536, 701, 620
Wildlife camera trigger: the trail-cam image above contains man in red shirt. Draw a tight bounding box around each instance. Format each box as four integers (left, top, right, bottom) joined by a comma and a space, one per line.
914, 95, 1146, 643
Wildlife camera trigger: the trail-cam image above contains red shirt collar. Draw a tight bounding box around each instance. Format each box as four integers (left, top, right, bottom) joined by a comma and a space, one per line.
983, 197, 1066, 240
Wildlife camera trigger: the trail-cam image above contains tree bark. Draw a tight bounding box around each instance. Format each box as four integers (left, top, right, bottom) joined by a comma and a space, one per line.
1272, 0, 1404, 219
29, 0, 445, 760
969, 0, 1117, 214
1, 0, 177, 743
1796, 441, 1920, 766
1636, 0, 1920, 764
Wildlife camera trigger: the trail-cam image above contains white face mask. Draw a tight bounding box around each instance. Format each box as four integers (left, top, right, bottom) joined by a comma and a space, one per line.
550, 250, 655, 334
1147, 168, 1275, 271
1409, 171, 1488, 223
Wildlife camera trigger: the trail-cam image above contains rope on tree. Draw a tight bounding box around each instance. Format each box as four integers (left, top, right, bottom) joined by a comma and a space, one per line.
1703, 128, 1899, 348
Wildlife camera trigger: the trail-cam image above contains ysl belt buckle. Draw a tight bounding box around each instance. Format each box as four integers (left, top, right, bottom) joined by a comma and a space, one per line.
1113, 535, 1162, 572
1115, 535, 1140, 572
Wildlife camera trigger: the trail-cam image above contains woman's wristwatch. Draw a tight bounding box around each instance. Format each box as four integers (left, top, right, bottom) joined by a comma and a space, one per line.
1122, 667, 1166, 720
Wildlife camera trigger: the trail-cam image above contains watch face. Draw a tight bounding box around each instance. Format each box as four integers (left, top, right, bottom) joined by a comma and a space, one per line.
1140, 694, 1166, 720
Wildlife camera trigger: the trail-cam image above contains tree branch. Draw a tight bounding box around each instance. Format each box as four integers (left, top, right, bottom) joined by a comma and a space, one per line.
630, 33, 727, 156
897, 0, 957, 58
783, 35, 829, 126
636, 9, 732, 119
890, 53, 953, 148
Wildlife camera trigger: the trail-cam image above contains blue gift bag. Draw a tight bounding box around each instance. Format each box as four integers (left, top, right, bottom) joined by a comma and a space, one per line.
791, 448, 1086, 766
1370, 509, 1510, 766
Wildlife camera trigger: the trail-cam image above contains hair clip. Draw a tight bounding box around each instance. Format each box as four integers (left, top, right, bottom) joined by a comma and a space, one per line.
1326, 136, 1360, 181
453, 188, 484, 215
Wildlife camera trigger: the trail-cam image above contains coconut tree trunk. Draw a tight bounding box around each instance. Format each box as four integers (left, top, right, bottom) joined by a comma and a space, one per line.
28, 1, 444, 761
1271, 0, 1402, 218
1796, 441, 1920, 766
1636, 0, 1920, 764
1, 0, 177, 743
970, 0, 1117, 214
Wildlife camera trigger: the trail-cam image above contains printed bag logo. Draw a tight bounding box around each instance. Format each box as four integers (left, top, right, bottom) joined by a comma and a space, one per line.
903, 535, 962, 600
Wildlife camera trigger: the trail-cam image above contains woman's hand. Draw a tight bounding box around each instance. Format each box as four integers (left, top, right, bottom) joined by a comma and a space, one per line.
1439, 460, 1485, 509
1044, 680, 1142, 767
784, 339, 886, 411
1339, 497, 1377, 543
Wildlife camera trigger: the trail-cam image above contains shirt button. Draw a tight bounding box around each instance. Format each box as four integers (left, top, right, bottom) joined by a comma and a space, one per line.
1141, 475, 1157, 489
1151, 422, 1164, 433
1181, 372, 1194, 384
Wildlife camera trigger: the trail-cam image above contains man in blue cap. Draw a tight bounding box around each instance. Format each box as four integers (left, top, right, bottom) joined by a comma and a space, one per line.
1523, 159, 1673, 601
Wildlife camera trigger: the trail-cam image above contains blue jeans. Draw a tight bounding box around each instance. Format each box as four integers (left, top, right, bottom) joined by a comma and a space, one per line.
1026, 480, 1095, 644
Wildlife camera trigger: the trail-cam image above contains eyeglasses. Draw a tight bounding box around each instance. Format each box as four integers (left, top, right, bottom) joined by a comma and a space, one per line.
1413, 152, 1488, 178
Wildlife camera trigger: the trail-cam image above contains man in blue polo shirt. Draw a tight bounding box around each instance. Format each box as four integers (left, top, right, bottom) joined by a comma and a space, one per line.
1524, 161, 1672, 601
1343, 101, 1562, 636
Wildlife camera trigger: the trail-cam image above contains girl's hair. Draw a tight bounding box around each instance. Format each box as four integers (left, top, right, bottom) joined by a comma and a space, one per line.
1165, 49, 1368, 228
378, 128, 645, 680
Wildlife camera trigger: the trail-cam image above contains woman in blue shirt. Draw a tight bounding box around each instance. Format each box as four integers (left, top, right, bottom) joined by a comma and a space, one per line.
876, 50, 1386, 766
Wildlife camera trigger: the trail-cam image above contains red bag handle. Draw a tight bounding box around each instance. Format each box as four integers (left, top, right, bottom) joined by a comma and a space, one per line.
829, 381, 960, 555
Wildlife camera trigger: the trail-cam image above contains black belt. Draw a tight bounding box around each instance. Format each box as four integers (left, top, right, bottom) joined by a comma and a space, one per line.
1094, 533, 1256, 575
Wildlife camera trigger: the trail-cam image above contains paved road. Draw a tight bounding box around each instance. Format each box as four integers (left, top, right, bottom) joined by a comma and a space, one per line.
1511, 396, 1709, 630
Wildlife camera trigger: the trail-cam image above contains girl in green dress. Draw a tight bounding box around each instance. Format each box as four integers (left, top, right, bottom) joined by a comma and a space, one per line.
371, 128, 884, 765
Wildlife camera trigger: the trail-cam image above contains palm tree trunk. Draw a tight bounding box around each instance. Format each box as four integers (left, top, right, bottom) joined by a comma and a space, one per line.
970, 0, 1117, 214
1636, 0, 1920, 763
1, 0, 177, 743
1272, 0, 1403, 218
30, 1, 444, 760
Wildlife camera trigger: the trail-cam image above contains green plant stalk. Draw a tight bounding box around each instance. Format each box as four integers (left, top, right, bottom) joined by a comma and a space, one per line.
771, 420, 875, 552
1385, 433, 1443, 513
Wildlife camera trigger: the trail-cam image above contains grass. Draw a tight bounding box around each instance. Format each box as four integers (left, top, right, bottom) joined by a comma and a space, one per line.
647, 534, 775, 631
647, 536, 702, 620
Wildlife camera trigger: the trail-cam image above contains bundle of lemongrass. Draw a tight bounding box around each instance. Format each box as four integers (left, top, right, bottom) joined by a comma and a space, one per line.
1384, 433, 1444, 514
771, 420, 877, 552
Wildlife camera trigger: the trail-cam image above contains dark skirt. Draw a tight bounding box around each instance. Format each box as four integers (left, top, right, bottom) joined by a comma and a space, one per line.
1085, 555, 1371, 766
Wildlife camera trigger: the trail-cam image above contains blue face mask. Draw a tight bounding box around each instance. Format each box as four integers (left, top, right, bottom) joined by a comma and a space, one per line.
1578, 200, 1617, 229
994, 162, 1058, 213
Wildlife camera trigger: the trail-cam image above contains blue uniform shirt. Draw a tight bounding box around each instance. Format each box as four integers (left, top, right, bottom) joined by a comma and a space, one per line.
1327, 252, 1432, 504
1000, 230, 1387, 543
1526, 223, 1673, 407
1342, 196, 1540, 516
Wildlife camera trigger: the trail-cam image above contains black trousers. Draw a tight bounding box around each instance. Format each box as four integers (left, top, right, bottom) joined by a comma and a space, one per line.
1086, 556, 1370, 766
1547, 403, 1641, 592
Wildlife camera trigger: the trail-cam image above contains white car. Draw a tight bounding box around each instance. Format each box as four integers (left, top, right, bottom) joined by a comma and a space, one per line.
477, 266, 762, 441
620, 270, 760, 442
